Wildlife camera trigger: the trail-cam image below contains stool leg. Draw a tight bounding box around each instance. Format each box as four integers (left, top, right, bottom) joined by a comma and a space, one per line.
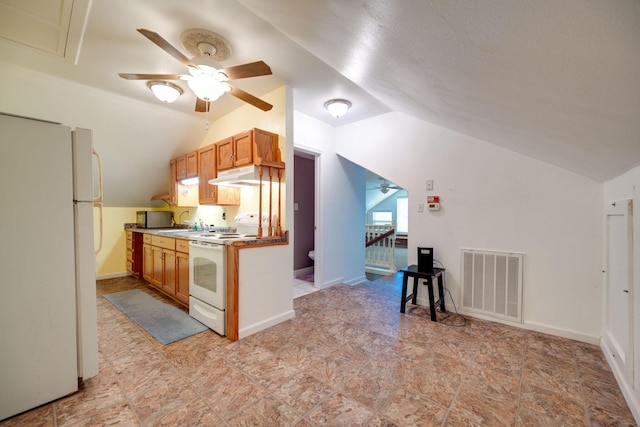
427, 278, 436, 321
411, 277, 419, 305
400, 273, 409, 313
438, 275, 446, 313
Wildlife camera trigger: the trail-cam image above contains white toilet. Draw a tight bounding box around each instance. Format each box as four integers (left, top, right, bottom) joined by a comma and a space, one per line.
308, 250, 315, 261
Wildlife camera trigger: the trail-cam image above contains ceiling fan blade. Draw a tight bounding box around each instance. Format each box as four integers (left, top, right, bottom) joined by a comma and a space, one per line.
228, 86, 273, 111
195, 98, 210, 113
219, 61, 272, 80
119, 73, 184, 80
137, 29, 196, 68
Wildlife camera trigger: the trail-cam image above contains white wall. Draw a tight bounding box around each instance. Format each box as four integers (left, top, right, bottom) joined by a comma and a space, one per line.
0, 61, 205, 207
337, 112, 603, 342
293, 112, 367, 287
603, 166, 640, 421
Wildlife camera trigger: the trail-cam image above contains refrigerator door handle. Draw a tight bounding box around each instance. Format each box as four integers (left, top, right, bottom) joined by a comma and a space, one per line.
91, 143, 104, 256
92, 144, 103, 204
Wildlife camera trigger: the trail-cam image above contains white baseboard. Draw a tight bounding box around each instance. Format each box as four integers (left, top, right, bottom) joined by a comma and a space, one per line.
294, 267, 314, 277
238, 310, 295, 339
345, 275, 368, 285
96, 271, 131, 281
453, 307, 600, 344
318, 277, 344, 289
601, 339, 640, 424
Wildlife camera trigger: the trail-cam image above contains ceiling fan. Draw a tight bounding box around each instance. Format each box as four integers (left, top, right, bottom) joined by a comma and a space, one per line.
119, 28, 273, 112
367, 178, 402, 194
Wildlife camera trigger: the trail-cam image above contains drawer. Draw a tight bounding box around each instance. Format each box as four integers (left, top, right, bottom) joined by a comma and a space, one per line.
126, 260, 132, 272
126, 230, 132, 240
126, 238, 133, 251
151, 235, 175, 250
143, 234, 152, 244
176, 239, 190, 253
126, 249, 133, 262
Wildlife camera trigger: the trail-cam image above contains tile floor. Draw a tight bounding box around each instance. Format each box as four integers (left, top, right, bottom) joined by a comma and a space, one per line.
293, 273, 319, 298
1, 273, 636, 426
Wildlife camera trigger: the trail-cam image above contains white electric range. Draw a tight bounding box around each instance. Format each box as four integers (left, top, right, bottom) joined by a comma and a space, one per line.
188, 214, 276, 336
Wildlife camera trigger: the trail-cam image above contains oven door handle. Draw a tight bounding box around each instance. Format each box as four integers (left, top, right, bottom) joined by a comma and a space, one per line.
190, 242, 224, 250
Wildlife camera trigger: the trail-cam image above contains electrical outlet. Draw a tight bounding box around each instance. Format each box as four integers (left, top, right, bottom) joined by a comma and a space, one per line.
417, 203, 424, 213
426, 179, 434, 191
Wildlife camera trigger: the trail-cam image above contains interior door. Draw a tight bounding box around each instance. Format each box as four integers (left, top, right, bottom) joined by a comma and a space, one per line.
604, 199, 634, 385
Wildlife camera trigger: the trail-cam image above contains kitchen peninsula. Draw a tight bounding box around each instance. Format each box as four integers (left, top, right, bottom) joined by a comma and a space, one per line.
127, 227, 291, 341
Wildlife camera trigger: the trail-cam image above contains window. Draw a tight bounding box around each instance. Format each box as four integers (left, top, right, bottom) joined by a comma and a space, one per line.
397, 197, 408, 233
372, 211, 392, 225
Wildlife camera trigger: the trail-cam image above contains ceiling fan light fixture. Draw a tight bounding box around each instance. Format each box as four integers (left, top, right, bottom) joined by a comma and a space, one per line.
147, 81, 182, 103
187, 74, 230, 101
324, 98, 351, 118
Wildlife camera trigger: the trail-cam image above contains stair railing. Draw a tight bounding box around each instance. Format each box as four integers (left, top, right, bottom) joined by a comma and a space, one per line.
365, 223, 397, 273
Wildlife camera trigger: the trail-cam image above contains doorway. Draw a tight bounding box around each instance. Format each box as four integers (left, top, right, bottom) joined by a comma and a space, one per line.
293, 150, 319, 297
365, 171, 408, 280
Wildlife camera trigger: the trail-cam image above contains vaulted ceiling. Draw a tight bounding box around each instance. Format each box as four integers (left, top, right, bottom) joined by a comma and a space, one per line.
1, 0, 639, 183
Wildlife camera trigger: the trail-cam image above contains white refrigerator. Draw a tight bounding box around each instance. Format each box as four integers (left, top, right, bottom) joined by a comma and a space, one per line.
0, 113, 100, 420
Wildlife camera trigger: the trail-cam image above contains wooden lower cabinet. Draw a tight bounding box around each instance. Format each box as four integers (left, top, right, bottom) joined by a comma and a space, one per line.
136, 234, 189, 307
160, 249, 176, 295
175, 251, 189, 304
151, 245, 164, 288
142, 243, 153, 282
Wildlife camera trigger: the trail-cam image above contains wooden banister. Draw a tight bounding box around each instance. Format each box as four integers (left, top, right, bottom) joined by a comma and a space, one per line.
366, 229, 395, 247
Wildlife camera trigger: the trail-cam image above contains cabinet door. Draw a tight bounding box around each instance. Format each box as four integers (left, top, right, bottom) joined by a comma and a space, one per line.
151, 246, 164, 288
216, 137, 235, 171
217, 187, 241, 206
143, 243, 153, 282
186, 151, 198, 178
233, 130, 253, 167
175, 251, 189, 304
176, 156, 187, 180
162, 249, 176, 295
169, 159, 178, 206
253, 128, 279, 163
198, 144, 216, 204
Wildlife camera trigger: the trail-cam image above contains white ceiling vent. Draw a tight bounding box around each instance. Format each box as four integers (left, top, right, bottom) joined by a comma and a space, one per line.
0, 0, 91, 63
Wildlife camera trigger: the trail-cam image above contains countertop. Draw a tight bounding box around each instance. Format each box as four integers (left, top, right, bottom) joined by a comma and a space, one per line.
128, 227, 288, 246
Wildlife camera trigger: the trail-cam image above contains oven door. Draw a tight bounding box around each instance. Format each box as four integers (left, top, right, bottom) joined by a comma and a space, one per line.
189, 241, 225, 310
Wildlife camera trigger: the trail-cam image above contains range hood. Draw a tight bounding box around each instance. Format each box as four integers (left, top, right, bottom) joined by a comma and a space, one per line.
208, 165, 268, 187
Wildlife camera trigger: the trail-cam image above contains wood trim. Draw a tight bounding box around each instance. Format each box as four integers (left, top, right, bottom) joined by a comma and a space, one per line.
365, 229, 395, 247
226, 244, 240, 341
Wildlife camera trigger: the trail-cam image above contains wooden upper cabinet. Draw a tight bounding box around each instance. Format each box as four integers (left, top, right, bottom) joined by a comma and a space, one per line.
176, 150, 198, 180
170, 157, 198, 207
216, 137, 234, 171
216, 128, 279, 172
176, 156, 186, 180
233, 130, 253, 167
198, 143, 240, 206
169, 159, 178, 205
198, 144, 216, 204
185, 151, 198, 177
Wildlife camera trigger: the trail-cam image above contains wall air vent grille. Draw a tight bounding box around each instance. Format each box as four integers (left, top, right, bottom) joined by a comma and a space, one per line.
460, 248, 524, 323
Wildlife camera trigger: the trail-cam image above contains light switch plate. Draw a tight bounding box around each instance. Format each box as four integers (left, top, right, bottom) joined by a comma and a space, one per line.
426, 179, 434, 191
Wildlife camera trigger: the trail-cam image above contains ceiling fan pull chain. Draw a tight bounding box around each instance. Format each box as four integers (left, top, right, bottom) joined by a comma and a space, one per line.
205, 101, 210, 130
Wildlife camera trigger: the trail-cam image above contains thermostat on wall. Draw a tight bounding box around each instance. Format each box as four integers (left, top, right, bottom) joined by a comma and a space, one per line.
427, 196, 440, 211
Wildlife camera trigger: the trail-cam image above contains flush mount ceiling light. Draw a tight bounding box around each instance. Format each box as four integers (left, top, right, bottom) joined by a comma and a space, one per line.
147, 81, 183, 103
324, 99, 352, 118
